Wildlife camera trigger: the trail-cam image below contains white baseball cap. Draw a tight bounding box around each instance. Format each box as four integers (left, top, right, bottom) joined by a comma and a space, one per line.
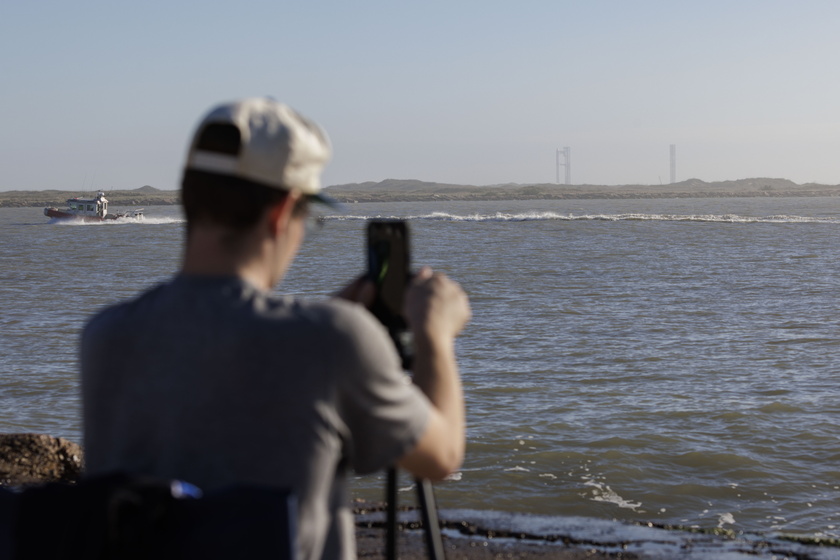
185, 97, 336, 205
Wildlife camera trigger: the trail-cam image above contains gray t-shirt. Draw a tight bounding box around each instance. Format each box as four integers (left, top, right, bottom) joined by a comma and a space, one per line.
81, 275, 430, 560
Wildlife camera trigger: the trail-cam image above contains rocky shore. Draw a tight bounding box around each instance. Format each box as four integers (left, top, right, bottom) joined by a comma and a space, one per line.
3, 433, 839, 559
0, 433, 83, 486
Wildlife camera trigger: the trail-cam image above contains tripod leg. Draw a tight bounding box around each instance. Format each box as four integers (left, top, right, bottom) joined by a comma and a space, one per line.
386, 468, 398, 560
416, 478, 445, 560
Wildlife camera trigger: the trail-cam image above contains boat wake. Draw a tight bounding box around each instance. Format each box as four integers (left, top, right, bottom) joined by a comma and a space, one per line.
47, 211, 838, 226
326, 212, 840, 224
52, 216, 183, 226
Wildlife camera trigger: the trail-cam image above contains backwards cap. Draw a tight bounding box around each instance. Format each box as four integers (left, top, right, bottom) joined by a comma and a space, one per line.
185, 98, 335, 204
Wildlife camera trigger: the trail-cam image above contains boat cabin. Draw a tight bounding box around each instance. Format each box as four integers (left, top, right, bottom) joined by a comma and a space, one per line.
66, 191, 109, 219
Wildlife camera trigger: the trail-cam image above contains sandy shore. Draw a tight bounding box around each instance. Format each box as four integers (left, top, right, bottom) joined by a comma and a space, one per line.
353, 520, 840, 559
351, 504, 840, 560
354, 526, 633, 559
352, 503, 636, 558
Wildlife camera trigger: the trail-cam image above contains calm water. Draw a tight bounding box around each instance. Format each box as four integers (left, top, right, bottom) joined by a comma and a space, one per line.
2, 197, 839, 543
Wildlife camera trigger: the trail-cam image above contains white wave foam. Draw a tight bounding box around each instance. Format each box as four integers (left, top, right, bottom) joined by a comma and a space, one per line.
718, 512, 736, 528
131, 217, 183, 225
323, 212, 840, 224
54, 216, 183, 226
431, 509, 825, 559
583, 477, 643, 511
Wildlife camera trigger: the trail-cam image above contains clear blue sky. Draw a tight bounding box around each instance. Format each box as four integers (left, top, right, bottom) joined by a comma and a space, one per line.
2, 0, 839, 190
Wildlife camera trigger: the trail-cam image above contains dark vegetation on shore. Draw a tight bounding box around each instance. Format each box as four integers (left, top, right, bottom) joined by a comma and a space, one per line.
0, 185, 179, 208
3, 178, 840, 208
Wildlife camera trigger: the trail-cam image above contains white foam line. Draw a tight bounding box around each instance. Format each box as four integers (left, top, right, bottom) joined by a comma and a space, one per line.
54, 217, 183, 226
323, 213, 840, 224
432, 509, 840, 560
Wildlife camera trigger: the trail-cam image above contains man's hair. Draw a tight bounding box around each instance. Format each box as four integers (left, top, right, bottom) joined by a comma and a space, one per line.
181, 121, 311, 234
182, 121, 295, 232
181, 169, 291, 232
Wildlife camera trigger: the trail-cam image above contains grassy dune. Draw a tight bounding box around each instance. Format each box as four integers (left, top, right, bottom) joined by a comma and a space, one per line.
3, 178, 840, 208
0, 186, 179, 208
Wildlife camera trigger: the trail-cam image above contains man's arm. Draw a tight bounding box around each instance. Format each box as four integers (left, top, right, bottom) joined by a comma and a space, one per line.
397, 267, 470, 481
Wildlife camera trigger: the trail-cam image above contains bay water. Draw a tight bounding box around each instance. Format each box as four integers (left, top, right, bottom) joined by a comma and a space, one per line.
2, 196, 839, 543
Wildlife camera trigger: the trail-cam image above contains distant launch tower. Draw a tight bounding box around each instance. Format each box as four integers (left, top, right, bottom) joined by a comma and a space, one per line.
556, 147, 571, 185
670, 144, 676, 184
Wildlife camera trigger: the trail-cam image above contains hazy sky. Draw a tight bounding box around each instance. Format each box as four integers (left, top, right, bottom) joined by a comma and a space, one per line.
2, 1, 840, 191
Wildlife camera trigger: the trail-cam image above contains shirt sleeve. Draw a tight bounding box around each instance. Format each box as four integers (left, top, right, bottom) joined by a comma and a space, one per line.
330, 302, 431, 474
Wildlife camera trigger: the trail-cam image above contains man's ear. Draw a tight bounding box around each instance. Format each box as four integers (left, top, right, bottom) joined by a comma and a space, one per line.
266, 191, 301, 236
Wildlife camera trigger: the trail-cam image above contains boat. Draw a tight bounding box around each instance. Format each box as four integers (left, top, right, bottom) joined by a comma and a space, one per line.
44, 191, 144, 222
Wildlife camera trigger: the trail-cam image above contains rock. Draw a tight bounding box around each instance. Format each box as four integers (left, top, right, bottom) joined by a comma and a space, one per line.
0, 433, 84, 486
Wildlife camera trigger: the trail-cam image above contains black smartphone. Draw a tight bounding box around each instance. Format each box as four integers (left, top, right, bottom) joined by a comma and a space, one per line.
367, 220, 410, 328
367, 220, 413, 368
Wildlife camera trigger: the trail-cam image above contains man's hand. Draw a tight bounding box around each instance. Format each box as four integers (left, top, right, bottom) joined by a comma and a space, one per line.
405, 267, 471, 342
336, 267, 470, 340
334, 275, 375, 306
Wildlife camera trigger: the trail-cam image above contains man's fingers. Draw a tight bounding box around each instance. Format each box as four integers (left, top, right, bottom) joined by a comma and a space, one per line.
334, 275, 375, 306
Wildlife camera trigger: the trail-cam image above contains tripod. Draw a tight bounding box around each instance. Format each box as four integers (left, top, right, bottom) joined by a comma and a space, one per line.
384, 329, 445, 560
378, 330, 444, 560
385, 467, 445, 560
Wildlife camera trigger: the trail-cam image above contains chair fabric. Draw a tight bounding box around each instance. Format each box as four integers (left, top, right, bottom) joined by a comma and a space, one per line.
3, 473, 296, 560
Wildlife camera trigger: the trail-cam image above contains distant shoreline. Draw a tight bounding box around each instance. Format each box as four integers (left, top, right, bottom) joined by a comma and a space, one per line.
3, 177, 840, 207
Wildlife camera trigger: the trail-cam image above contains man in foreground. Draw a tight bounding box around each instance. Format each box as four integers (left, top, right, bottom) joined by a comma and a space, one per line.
80, 98, 470, 559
